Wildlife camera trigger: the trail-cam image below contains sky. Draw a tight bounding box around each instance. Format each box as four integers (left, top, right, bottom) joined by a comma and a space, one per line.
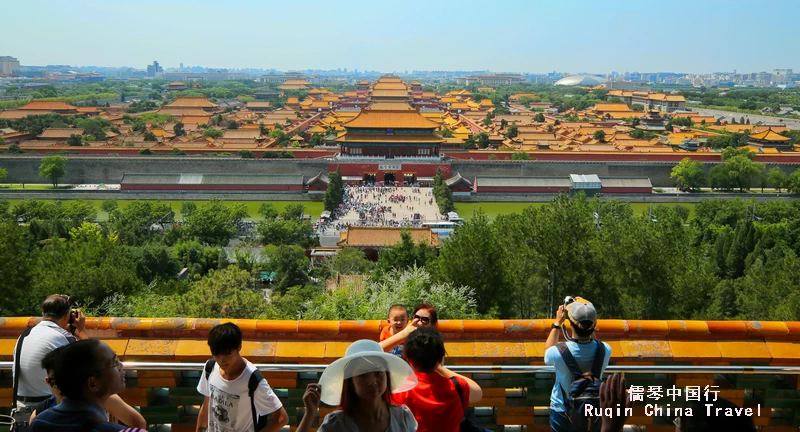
2, 0, 799, 74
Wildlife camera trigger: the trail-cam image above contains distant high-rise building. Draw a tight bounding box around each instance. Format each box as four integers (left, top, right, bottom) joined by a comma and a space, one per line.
0, 56, 21, 75
146, 60, 162, 77
180, 62, 184, 69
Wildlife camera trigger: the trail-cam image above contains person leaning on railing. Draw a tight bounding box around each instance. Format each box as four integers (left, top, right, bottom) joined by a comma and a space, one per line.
12, 294, 89, 431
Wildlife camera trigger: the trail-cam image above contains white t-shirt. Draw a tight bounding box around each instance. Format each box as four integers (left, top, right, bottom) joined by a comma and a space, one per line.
319, 404, 417, 432
197, 359, 283, 432
13, 320, 76, 397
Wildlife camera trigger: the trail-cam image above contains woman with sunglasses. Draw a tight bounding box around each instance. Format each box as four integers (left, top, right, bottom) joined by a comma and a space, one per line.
379, 304, 438, 354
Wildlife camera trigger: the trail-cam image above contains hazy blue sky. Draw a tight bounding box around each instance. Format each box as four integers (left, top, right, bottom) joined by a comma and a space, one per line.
3, 0, 798, 74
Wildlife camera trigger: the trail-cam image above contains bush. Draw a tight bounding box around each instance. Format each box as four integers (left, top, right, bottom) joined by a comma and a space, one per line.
238, 150, 255, 159
139, 148, 153, 155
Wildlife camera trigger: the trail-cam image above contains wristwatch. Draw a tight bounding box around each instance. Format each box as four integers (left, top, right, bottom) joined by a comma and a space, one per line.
551, 323, 561, 329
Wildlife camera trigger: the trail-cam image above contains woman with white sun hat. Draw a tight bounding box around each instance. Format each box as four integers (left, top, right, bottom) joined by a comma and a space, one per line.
297, 339, 419, 432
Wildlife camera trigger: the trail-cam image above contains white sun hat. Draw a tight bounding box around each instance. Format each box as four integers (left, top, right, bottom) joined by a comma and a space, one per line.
318, 339, 418, 406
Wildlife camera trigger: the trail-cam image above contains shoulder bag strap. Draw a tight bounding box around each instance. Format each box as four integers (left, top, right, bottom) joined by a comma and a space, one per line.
12, 327, 33, 407
556, 342, 584, 381
450, 376, 467, 419
591, 340, 606, 378
248, 368, 266, 430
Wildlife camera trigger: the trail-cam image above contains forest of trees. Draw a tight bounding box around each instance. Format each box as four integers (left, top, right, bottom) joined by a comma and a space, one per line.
1, 195, 798, 322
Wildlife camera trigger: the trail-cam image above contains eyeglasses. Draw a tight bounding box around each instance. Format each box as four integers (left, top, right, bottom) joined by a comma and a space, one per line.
107, 358, 124, 371
413, 314, 431, 324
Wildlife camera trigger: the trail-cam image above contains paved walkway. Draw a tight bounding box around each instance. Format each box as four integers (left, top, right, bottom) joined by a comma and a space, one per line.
335, 185, 443, 226
689, 107, 800, 130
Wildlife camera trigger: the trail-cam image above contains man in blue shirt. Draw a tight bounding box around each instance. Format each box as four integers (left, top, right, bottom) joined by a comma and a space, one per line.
544, 297, 611, 432
29, 340, 146, 432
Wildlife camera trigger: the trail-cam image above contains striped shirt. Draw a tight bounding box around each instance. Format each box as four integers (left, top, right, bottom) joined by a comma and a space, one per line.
13, 320, 76, 397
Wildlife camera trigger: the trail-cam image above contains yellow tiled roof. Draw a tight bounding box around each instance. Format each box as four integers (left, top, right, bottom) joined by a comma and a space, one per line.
343, 110, 439, 129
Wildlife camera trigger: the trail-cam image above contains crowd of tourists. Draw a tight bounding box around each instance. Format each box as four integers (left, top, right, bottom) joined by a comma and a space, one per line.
10, 294, 758, 432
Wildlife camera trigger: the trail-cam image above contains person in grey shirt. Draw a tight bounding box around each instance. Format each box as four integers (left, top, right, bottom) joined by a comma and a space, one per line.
12, 294, 88, 430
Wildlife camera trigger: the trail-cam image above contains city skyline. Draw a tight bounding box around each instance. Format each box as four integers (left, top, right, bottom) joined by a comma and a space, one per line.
3, 0, 800, 74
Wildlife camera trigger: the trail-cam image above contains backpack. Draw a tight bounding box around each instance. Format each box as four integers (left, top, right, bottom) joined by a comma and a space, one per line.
204, 359, 268, 432
556, 340, 606, 432
450, 376, 490, 432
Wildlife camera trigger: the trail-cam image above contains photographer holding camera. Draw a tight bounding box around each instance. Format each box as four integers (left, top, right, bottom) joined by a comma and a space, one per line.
544, 296, 611, 432
11, 294, 88, 431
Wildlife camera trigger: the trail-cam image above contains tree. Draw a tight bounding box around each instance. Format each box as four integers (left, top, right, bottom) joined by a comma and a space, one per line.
767, 167, 788, 192
100, 199, 118, 215
0, 221, 37, 315
7, 144, 24, 154
143, 132, 157, 141
266, 245, 310, 293
172, 148, 187, 156
483, 112, 492, 127
534, 112, 545, 122
138, 148, 153, 155
258, 203, 278, 220
174, 122, 185, 137
281, 203, 305, 221
374, 230, 438, 279
671, 158, 706, 192
593, 130, 606, 142
476, 132, 490, 149
505, 124, 518, 138
432, 169, 454, 214
631, 104, 645, 112
461, 136, 476, 150
238, 150, 255, 159
787, 169, 800, 194
226, 120, 239, 129
324, 167, 344, 213
202, 128, 223, 139
500, 119, 508, 130
258, 219, 318, 248
39, 155, 67, 187
0, 167, 6, 183
435, 211, 506, 315
176, 266, 266, 318
710, 155, 764, 192
440, 129, 454, 138
184, 198, 247, 246
67, 134, 83, 146
308, 133, 324, 147
512, 151, 531, 160
328, 247, 372, 276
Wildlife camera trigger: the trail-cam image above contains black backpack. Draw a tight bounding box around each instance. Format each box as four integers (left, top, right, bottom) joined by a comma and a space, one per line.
556, 340, 606, 432
204, 359, 268, 431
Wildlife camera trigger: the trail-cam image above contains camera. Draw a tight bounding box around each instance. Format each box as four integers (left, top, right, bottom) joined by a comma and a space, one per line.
563, 296, 576, 309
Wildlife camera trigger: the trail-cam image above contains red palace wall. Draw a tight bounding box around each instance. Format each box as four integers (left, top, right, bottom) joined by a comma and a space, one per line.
328, 163, 452, 182
121, 184, 304, 191
475, 186, 570, 193
445, 151, 800, 163
601, 187, 653, 194
450, 184, 473, 192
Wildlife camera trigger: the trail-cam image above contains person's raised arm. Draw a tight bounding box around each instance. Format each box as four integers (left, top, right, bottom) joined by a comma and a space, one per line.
196, 397, 209, 432
437, 364, 483, 405
545, 305, 567, 350
261, 407, 289, 432
379, 318, 420, 351
297, 384, 321, 432
72, 309, 89, 340
105, 394, 147, 429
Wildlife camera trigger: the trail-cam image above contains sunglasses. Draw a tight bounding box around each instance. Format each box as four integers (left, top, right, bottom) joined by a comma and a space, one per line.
413, 314, 431, 324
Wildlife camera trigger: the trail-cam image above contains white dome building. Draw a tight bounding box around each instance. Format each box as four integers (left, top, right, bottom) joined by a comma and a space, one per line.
554, 75, 608, 86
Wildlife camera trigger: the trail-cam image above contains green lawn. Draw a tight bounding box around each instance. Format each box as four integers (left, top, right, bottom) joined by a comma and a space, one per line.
2, 198, 325, 221
455, 201, 696, 219
0, 185, 72, 190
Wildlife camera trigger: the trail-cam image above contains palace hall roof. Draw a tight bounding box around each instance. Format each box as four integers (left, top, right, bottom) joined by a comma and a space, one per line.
343, 110, 439, 129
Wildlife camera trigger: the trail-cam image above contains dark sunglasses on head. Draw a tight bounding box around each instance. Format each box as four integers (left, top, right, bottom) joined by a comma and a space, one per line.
413, 314, 431, 324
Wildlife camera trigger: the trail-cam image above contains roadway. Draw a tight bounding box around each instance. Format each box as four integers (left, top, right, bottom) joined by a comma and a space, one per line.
688, 107, 800, 130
